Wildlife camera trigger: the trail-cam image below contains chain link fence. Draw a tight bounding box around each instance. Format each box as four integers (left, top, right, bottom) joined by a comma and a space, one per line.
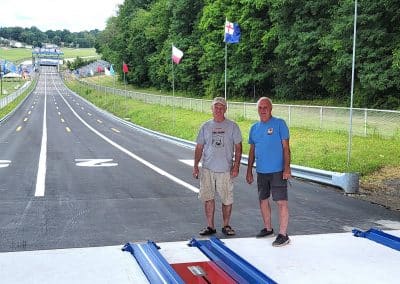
0, 81, 32, 109
79, 80, 400, 138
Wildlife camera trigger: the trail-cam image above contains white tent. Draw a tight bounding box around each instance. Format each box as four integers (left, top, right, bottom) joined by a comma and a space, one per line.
3, 72, 22, 78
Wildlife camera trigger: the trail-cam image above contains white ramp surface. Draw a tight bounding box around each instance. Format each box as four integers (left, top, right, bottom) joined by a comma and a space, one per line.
223, 230, 400, 284
0, 245, 148, 284
0, 231, 399, 283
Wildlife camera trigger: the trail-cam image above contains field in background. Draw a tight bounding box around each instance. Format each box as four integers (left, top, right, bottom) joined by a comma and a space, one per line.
0, 47, 98, 62
0, 80, 25, 97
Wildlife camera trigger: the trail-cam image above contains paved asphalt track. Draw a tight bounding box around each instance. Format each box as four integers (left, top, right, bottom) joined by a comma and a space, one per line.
0, 67, 399, 253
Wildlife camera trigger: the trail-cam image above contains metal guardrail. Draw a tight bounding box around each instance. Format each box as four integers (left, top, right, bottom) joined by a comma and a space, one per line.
65, 81, 360, 194
0, 81, 31, 109
291, 165, 359, 194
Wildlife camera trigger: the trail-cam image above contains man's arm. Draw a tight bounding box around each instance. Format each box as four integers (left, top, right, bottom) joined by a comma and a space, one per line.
231, 142, 242, 178
193, 144, 204, 179
246, 144, 255, 184
282, 139, 291, 179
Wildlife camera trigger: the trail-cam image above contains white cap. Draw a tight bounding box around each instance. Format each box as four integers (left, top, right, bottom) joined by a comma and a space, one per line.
212, 97, 227, 106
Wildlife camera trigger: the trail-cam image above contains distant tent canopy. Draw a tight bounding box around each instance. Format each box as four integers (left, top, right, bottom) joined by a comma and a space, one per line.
3, 72, 22, 78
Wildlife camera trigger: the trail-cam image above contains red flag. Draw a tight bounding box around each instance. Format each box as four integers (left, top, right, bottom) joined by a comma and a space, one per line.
122, 62, 129, 73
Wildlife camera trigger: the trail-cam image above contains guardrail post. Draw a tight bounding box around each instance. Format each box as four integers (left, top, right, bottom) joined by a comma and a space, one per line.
333, 173, 359, 194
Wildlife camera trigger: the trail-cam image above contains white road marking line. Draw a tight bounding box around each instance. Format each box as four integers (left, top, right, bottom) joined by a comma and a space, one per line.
179, 159, 199, 167
66, 127, 71, 132
97, 119, 103, 123
35, 74, 48, 197
23, 118, 28, 122
16, 126, 22, 132
0, 160, 11, 168
75, 159, 118, 167
56, 85, 199, 194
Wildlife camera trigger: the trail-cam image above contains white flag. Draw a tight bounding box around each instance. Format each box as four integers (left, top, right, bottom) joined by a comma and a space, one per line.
172, 45, 183, 64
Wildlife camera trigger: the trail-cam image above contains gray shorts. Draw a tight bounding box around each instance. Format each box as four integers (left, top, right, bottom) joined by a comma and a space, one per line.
257, 172, 288, 201
199, 168, 233, 205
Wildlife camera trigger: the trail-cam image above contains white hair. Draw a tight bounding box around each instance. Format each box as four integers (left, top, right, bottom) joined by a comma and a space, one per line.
256, 97, 272, 107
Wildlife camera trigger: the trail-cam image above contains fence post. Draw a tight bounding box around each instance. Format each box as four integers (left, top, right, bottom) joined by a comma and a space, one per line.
320, 107, 323, 129
364, 109, 368, 137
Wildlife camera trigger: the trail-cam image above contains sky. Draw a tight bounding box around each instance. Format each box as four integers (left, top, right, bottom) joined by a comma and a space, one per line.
0, 0, 125, 32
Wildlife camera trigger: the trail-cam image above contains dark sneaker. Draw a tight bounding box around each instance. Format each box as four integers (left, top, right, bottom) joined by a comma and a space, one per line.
199, 226, 217, 236
256, 228, 274, 238
272, 234, 290, 247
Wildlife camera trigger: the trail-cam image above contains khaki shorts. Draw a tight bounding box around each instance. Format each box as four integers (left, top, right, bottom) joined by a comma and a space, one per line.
199, 168, 233, 205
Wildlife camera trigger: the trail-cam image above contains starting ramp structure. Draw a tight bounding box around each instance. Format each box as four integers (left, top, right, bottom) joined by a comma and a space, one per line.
0, 229, 399, 283
32, 47, 64, 70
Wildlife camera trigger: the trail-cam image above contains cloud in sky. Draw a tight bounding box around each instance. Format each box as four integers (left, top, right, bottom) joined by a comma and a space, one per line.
0, 0, 124, 32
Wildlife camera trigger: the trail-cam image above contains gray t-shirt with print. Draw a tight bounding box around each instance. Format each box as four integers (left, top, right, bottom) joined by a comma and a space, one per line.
196, 118, 242, 172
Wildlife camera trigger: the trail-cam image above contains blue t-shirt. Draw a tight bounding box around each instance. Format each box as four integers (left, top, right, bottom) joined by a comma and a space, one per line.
248, 117, 289, 174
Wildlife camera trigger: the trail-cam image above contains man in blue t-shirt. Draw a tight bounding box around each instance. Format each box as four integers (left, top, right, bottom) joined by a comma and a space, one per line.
246, 97, 292, 247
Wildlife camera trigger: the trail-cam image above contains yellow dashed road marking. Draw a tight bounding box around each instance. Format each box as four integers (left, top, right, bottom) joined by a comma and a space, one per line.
111, 128, 120, 133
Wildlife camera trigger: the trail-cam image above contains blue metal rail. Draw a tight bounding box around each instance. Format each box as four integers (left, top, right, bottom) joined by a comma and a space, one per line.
352, 228, 400, 251
189, 237, 277, 284
122, 241, 184, 284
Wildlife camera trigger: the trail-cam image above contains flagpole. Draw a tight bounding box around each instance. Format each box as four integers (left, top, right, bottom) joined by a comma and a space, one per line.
347, 0, 357, 166
124, 70, 127, 116
224, 43, 227, 102
224, 18, 228, 102
172, 44, 175, 128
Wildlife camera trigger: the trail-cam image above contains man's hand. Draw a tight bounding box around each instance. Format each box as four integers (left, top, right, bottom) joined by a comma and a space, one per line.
246, 171, 254, 184
193, 166, 199, 179
283, 168, 291, 180
231, 166, 239, 178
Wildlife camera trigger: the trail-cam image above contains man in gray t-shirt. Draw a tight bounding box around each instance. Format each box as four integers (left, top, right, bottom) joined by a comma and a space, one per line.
193, 97, 242, 236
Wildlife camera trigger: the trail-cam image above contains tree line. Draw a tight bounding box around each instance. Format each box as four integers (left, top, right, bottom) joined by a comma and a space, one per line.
0, 26, 99, 48
95, 0, 400, 110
